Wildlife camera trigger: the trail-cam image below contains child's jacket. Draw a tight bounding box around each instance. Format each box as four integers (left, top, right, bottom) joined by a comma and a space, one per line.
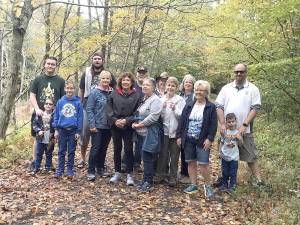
33, 113, 55, 143
53, 95, 83, 134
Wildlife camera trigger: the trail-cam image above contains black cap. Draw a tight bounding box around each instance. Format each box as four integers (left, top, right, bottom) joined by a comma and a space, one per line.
137, 66, 148, 73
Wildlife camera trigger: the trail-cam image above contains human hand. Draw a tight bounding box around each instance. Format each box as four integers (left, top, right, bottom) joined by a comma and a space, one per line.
35, 108, 44, 116
169, 102, 175, 111
90, 127, 98, 133
38, 131, 44, 137
220, 123, 226, 136
75, 133, 80, 140
203, 139, 212, 151
238, 125, 247, 136
54, 130, 59, 140
176, 138, 182, 147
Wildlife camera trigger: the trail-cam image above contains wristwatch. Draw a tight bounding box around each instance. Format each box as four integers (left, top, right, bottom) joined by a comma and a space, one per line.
242, 123, 248, 127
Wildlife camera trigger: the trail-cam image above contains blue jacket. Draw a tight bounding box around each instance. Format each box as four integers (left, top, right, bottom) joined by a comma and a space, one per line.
53, 95, 83, 134
33, 113, 55, 142
87, 88, 112, 129
176, 99, 217, 147
142, 121, 163, 154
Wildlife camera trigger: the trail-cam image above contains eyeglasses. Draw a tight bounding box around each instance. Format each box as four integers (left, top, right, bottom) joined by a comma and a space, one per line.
234, 70, 246, 74
45, 102, 53, 106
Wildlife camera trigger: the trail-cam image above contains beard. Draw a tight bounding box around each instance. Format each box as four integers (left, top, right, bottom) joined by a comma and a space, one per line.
92, 64, 103, 70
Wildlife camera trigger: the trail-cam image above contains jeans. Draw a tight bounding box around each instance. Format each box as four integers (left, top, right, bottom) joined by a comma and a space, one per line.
156, 136, 180, 178
133, 134, 145, 166
35, 141, 54, 171
57, 129, 77, 176
111, 128, 134, 173
221, 158, 238, 188
88, 129, 111, 174
143, 150, 157, 183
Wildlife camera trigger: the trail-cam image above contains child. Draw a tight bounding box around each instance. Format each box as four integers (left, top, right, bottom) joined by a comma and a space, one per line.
155, 77, 185, 187
32, 98, 55, 174
219, 113, 243, 192
53, 80, 83, 179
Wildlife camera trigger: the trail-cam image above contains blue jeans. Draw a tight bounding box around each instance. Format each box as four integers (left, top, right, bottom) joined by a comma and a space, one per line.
88, 129, 111, 174
221, 158, 238, 188
35, 141, 54, 171
133, 134, 145, 167
142, 150, 157, 183
57, 129, 77, 176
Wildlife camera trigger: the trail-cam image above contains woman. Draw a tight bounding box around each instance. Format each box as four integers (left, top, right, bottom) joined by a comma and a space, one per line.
155, 72, 168, 97
176, 80, 217, 199
107, 72, 140, 186
155, 77, 186, 187
86, 71, 113, 181
178, 74, 196, 183
132, 78, 163, 192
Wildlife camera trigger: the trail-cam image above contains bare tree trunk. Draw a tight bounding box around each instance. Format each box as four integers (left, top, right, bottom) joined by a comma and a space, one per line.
57, 1, 73, 70
44, 0, 51, 58
0, 0, 33, 138
19, 48, 26, 96
95, 0, 102, 31
101, 0, 109, 59
75, 0, 81, 85
132, 9, 149, 73
88, 0, 92, 34
106, 10, 113, 68
0, 30, 3, 95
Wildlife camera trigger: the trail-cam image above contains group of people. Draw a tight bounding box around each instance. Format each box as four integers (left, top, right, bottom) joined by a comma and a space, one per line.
29, 52, 265, 198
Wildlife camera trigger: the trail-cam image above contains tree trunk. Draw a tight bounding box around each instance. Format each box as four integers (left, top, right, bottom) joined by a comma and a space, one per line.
44, 0, 51, 58
101, 0, 109, 59
106, 9, 113, 68
132, 9, 149, 73
88, 0, 92, 34
0, 30, 3, 95
0, 0, 33, 138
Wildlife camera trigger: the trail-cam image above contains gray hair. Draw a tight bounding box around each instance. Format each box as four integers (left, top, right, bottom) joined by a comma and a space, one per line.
179, 74, 196, 92
194, 80, 211, 97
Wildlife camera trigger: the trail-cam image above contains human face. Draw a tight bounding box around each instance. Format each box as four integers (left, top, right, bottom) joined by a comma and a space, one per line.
194, 85, 207, 102
65, 84, 75, 98
226, 118, 237, 130
44, 59, 57, 76
136, 71, 147, 84
92, 55, 104, 68
99, 71, 111, 88
166, 82, 176, 97
142, 79, 154, 96
157, 79, 167, 91
184, 79, 193, 93
234, 64, 247, 84
44, 100, 54, 112
121, 76, 132, 91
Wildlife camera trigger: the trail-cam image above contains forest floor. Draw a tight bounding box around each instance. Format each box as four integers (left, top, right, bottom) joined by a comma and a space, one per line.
0, 102, 259, 225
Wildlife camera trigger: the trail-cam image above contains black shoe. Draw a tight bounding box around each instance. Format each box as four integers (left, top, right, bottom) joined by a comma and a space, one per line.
29, 161, 35, 172
97, 168, 111, 177
137, 181, 153, 192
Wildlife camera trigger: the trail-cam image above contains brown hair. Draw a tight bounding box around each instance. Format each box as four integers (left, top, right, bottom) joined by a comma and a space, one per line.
117, 72, 135, 89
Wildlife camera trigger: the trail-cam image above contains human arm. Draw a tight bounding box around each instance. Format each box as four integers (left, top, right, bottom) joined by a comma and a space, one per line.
30, 93, 43, 116
215, 87, 226, 136
86, 92, 97, 132
77, 102, 84, 135
203, 105, 218, 150
238, 109, 258, 135
140, 97, 163, 126
174, 97, 186, 119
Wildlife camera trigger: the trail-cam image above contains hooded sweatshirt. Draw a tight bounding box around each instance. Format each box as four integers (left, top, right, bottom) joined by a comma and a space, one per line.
53, 95, 83, 134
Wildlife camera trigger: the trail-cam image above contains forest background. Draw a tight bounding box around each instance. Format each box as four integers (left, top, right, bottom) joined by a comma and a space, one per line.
0, 0, 299, 224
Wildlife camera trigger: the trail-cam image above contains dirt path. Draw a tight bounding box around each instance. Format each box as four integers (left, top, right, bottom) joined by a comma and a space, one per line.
0, 143, 244, 225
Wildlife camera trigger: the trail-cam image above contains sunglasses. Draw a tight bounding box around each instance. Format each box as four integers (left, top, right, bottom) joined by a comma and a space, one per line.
45, 102, 53, 106
234, 70, 246, 74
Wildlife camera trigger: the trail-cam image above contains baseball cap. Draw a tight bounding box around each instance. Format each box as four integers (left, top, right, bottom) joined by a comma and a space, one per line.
137, 66, 148, 73
156, 72, 169, 81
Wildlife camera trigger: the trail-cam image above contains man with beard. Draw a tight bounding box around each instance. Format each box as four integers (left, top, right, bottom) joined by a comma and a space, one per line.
77, 52, 116, 170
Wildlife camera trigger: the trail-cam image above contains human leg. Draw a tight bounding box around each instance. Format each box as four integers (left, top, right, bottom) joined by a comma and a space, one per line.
169, 138, 180, 186
45, 142, 55, 170
34, 142, 46, 172
66, 130, 76, 177
56, 129, 67, 176
229, 160, 238, 190
87, 132, 101, 175
221, 158, 230, 189
96, 129, 111, 171
155, 136, 170, 181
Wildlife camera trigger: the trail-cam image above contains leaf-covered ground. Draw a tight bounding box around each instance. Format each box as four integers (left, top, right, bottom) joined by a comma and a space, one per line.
0, 143, 249, 225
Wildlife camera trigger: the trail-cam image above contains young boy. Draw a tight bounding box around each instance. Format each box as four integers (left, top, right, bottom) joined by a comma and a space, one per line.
53, 80, 83, 179
219, 113, 243, 192
32, 98, 55, 174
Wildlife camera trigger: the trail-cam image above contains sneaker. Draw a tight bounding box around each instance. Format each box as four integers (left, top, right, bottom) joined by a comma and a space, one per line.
29, 161, 35, 172
203, 184, 214, 199
153, 176, 165, 184
179, 175, 191, 184
168, 177, 177, 187
31, 169, 39, 176
54, 173, 62, 179
87, 173, 96, 181
77, 160, 85, 168
97, 168, 111, 178
137, 181, 153, 192
126, 174, 135, 186
184, 184, 198, 194
44, 167, 52, 174
212, 176, 223, 188
228, 185, 237, 193
219, 184, 228, 192
110, 172, 121, 184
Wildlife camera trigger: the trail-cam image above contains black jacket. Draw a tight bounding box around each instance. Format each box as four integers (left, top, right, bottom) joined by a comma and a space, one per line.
107, 88, 141, 129
176, 99, 217, 147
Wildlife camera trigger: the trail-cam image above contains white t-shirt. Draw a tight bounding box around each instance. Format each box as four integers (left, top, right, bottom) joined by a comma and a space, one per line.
215, 80, 261, 133
187, 103, 205, 139
220, 129, 239, 161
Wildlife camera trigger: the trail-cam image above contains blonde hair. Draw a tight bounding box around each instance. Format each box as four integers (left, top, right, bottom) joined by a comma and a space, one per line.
166, 76, 179, 87
99, 70, 112, 80
179, 74, 196, 92
194, 80, 211, 97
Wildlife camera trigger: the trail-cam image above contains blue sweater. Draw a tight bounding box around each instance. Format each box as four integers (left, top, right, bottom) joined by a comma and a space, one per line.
176, 99, 217, 147
53, 95, 83, 133
86, 88, 112, 129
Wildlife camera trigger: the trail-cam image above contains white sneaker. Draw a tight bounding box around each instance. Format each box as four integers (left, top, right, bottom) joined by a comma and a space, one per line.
110, 172, 121, 184
126, 174, 135, 186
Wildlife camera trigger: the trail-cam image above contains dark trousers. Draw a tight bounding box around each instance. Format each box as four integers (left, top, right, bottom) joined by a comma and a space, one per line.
180, 146, 189, 176
133, 134, 144, 166
57, 129, 77, 176
156, 136, 180, 178
143, 150, 157, 183
88, 129, 111, 174
221, 158, 238, 188
111, 128, 134, 173
35, 141, 54, 171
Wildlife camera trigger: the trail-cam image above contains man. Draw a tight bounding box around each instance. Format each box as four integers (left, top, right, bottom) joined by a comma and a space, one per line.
215, 63, 264, 186
30, 56, 65, 170
134, 66, 148, 97
78, 52, 116, 169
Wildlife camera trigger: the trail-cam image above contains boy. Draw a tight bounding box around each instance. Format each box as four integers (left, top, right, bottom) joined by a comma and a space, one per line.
32, 98, 55, 174
53, 80, 83, 179
219, 113, 243, 192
